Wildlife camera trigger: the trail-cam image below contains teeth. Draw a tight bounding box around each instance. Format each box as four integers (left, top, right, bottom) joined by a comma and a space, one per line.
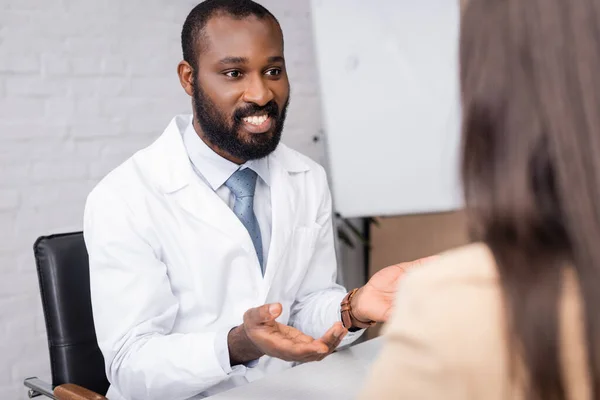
244, 115, 268, 126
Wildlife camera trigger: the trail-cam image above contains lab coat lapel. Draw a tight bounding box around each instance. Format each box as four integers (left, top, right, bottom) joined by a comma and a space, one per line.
169, 182, 257, 259
149, 115, 259, 271
261, 158, 295, 296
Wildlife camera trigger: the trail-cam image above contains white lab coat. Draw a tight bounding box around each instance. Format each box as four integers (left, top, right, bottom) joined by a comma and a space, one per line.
83, 115, 362, 400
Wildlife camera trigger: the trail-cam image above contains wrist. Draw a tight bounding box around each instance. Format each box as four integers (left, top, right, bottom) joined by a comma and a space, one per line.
340, 288, 375, 332
228, 325, 264, 366
349, 287, 368, 323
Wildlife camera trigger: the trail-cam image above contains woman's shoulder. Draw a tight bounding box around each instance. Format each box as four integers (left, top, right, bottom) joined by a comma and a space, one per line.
385, 242, 507, 373
401, 242, 499, 291
386, 242, 505, 343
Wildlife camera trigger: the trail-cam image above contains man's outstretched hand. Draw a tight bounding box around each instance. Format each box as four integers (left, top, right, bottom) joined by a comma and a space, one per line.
350, 256, 438, 324
228, 303, 347, 366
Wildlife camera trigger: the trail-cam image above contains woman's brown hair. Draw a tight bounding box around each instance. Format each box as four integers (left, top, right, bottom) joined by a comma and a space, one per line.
461, 0, 600, 398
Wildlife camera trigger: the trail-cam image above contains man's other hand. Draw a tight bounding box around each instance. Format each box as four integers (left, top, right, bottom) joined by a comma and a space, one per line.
228, 303, 347, 365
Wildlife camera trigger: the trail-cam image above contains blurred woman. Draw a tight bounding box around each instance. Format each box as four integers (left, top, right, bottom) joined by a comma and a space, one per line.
359, 0, 600, 398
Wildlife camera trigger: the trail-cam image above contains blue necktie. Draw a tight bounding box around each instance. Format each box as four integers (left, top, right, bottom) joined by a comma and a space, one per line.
224, 168, 264, 274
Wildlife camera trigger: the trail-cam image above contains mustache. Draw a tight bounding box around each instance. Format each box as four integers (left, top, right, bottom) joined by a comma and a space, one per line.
233, 101, 279, 122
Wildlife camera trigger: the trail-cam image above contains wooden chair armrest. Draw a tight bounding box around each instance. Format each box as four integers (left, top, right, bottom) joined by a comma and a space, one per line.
54, 384, 107, 400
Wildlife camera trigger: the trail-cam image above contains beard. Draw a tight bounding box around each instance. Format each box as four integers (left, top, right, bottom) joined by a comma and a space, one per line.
192, 75, 289, 161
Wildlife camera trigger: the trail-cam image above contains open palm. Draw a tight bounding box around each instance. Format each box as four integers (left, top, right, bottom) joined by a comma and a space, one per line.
243, 304, 346, 363
256, 323, 326, 360
353, 256, 437, 322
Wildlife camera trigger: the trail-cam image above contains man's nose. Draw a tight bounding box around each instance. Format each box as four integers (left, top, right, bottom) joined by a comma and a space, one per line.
242, 75, 275, 106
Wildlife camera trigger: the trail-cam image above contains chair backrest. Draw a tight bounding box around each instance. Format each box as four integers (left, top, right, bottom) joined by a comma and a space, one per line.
34, 232, 109, 395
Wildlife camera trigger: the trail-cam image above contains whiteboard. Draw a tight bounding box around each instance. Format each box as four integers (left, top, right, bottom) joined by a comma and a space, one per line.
310, 0, 463, 218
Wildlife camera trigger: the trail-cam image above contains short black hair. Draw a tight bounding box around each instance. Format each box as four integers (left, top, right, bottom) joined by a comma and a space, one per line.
181, 0, 282, 70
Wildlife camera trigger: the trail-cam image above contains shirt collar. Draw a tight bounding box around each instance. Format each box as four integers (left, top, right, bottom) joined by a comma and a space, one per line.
183, 120, 271, 190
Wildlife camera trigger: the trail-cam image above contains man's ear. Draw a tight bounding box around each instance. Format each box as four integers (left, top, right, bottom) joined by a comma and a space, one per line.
177, 60, 194, 97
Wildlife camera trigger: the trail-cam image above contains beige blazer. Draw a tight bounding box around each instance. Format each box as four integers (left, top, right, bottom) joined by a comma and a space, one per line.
359, 243, 590, 400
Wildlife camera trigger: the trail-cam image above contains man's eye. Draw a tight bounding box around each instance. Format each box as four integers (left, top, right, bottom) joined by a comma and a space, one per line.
225, 71, 242, 78
266, 68, 281, 76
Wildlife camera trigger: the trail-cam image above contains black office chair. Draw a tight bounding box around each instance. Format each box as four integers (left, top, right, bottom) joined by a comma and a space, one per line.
24, 232, 109, 400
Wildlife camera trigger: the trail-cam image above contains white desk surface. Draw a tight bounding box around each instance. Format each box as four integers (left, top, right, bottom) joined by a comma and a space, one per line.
210, 337, 382, 400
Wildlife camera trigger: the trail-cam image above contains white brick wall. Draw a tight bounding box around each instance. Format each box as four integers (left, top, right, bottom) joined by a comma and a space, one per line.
0, 1, 333, 398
